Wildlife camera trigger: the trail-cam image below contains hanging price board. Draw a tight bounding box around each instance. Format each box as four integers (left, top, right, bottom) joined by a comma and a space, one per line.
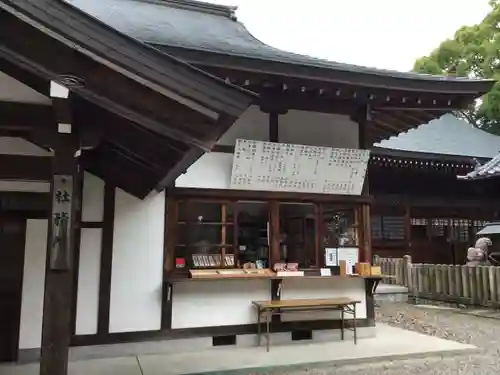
230, 139, 370, 195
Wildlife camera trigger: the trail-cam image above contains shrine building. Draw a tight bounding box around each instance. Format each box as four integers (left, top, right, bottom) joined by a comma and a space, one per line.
0, 1, 495, 375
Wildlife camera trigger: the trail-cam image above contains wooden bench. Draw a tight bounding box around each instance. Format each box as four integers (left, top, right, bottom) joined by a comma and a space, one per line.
252, 298, 360, 351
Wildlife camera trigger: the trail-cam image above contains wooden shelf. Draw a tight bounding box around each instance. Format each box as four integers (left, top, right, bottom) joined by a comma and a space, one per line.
177, 222, 234, 225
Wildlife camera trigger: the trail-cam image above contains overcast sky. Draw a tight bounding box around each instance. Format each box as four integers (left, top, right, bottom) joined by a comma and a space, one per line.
207, 0, 491, 72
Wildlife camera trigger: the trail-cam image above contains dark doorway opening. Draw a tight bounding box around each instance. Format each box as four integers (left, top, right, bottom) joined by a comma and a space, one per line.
0, 215, 27, 362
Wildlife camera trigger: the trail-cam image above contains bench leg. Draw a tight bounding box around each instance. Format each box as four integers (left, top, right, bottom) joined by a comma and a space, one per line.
257, 308, 262, 346
266, 309, 271, 352
341, 309, 345, 341
353, 304, 357, 345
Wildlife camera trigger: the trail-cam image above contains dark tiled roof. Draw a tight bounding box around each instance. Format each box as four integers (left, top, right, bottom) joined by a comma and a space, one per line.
65, 0, 494, 86
458, 153, 500, 180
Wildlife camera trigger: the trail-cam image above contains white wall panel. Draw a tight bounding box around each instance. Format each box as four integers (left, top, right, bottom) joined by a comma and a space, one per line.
19, 219, 48, 349
75, 228, 102, 335
81, 172, 105, 222
171, 280, 270, 329
109, 189, 165, 333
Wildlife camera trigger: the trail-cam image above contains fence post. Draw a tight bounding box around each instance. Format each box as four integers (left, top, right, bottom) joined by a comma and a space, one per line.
488, 266, 496, 305
469, 266, 476, 305
481, 266, 490, 305
453, 265, 462, 301
403, 255, 411, 288
496, 267, 500, 303
447, 265, 454, 297
461, 265, 469, 303
434, 265, 441, 297
475, 266, 483, 304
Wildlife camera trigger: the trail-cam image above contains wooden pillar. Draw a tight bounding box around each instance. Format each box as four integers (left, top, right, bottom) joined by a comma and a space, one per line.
353, 103, 372, 263
361, 204, 372, 263
40, 82, 80, 375
260, 94, 287, 267
269, 112, 279, 142
404, 198, 412, 256
269, 201, 281, 266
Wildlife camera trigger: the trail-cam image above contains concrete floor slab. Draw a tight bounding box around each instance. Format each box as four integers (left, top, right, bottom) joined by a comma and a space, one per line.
0, 324, 476, 375
137, 324, 476, 375
0, 356, 142, 375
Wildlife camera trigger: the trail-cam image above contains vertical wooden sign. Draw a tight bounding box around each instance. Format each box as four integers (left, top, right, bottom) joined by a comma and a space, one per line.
50, 174, 73, 271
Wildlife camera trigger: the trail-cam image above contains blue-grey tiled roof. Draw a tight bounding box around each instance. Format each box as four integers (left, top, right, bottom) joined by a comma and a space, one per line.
375, 114, 500, 159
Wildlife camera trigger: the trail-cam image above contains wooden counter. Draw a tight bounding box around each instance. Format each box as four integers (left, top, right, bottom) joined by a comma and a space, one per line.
165, 273, 382, 283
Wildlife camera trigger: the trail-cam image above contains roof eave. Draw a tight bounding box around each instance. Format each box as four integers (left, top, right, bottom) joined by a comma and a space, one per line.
4, 0, 256, 116
153, 45, 496, 96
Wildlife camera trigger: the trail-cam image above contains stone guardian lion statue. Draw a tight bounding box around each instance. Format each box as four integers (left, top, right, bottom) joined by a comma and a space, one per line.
466, 237, 492, 266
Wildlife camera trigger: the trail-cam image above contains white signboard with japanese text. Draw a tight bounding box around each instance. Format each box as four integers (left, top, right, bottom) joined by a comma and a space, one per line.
325, 247, 359, 267
230, 139, 370, 195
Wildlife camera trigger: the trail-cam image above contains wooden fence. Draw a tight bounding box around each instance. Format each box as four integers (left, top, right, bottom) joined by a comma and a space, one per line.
373, 255, 411, 286
375, 255, 500, 307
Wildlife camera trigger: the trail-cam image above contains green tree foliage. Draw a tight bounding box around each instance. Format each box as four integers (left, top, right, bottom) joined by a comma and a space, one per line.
413, 0, 500, 133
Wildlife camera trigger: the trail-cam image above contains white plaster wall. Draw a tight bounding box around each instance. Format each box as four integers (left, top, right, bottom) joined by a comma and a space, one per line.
280, 277, 367, 321
0, 71, 51, 104
0, 137, 51, 156
19, 219, 48, 350
75, 228, 102, 335
81, 172, 105, 222
171, 280, 270, 329
175, 152, 233, 189
176, 106, 359, 189
217, 106, 358, 148
0, 181, 50, 192
109, 189, 165, 333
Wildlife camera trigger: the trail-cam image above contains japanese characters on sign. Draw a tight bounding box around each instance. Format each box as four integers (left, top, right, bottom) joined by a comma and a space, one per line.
50, 175, 73, 271
230, 139, 370, 195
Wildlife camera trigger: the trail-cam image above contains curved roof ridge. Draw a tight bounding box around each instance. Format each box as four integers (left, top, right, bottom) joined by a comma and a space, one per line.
139, 0, 237, 20
67, 0, 495, 86
230, 20, 484, 82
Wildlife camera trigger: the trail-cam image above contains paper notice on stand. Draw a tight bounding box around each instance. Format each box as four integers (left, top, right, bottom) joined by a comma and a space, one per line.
337, 247, 359, 266
325, 248, 338, 266
346, 260, 355, 275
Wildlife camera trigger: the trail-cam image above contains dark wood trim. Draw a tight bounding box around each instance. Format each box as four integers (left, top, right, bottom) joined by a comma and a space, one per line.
0, 215, 27, 362
0, 192, 49, 213
173, 188, 373, 204
71, 318, 373, 347
161, 195, 175, 330
155, 44, 494, 96
371, 146, 483, 164
374, 194, 500, 209
0, 0, 254, 145
213, 144, 483, 167
404, 199, 412, 254
269, 112, 279, 142
80, 221, 103, 229
0, 154, 51, 181
361, 204, 372, 263
269, 201, 280, 266
40, 97, 79, 375
212, 144, 234, 154
270, 279, 281, 323
96, 184, 115, 337
0, 102, 53, 128
364, 278, 377, 322
314, 203, 323, 268
70, 174, 84, 336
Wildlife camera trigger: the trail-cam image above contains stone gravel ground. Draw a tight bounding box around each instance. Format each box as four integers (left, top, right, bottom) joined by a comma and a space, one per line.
259, 301, 500, 375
